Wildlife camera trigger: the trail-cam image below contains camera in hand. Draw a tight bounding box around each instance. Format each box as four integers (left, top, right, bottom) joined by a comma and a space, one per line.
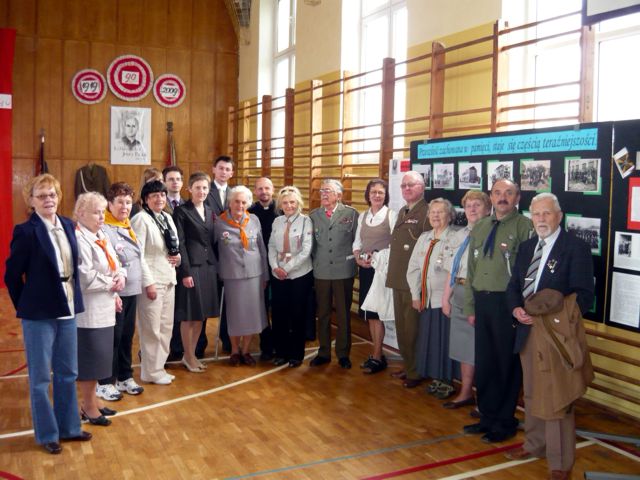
163, 228, 180, 256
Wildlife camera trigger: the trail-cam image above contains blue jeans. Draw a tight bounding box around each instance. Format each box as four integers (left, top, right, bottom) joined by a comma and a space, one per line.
22, 318, 82, 444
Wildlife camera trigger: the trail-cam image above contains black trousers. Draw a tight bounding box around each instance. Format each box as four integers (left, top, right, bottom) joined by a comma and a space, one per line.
100, 295, 137, 384
259, 275, 275, 355
473, 290, 522, 434
271, 271, 313, 361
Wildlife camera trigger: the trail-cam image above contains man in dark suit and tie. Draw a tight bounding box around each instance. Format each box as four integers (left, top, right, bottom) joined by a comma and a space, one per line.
163, 166, 185, 214
506, 192, 594, 480
205, 155, 235, 353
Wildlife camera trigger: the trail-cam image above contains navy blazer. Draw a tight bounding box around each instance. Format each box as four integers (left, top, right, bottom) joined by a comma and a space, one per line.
506, 228, 594, 353
5, 213, 85, 319
173, 201, 217, 279
204, 183, 228, 216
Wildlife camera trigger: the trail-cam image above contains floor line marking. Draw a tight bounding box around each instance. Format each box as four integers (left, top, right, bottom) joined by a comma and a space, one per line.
222, 433, 465, 480
587, 437, 640, 462
435, 440, 595, 480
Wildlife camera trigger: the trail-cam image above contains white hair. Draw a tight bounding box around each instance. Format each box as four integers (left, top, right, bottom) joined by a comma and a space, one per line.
531, 192, 561, 212
228, 185, 253, 205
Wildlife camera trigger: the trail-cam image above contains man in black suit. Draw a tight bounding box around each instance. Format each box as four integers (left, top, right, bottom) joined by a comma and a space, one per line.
248, 177, 278, 361
205, 155, 234, 353
505, 192, 594, 480
163, 166, 185, 214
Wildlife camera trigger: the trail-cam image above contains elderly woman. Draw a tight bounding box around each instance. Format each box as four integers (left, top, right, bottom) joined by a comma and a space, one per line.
131, 167, 163, 217
407, 198, 459, 399
268, 186, 313, 368
441, 191, 491, 409
214, 185, 268, 366
5, 174, 91, 454
173, 172, 219, 373
352, 179, 397, 374
74, 192, 126, 426
131, 180, 181, 385
97, 182, 145, 401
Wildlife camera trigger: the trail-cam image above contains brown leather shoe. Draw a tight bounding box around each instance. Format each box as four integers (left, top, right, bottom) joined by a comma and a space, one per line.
391, 370, 407, 379
549, 470, 571, 480
229, 353, 242, 366
242, 353, 256, 366
504, 447, 534, 461
402, 378, 421, 388
43, 442, 62, 454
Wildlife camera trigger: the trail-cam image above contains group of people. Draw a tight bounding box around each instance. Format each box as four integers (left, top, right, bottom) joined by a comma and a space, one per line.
6, 159, 595, 480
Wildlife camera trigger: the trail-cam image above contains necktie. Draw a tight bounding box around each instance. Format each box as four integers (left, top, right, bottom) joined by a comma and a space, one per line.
95, 238, 117, 272
325, 209, 332, 219
420, 238, 440, 310
522, 239, 546, 298
220, 189, 225, 207
449, 235, 470, 287
280, 219, 291, 263
483, 219, 500, 257
172, 200, 179, 209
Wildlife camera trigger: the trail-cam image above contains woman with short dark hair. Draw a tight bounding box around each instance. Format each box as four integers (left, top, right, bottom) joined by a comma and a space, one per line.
131, 180, 181, 385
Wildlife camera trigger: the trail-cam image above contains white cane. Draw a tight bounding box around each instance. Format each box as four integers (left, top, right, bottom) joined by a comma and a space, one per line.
214, 286, 224, 360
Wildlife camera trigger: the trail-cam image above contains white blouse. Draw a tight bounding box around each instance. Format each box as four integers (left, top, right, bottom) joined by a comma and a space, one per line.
268, 213, 313, 279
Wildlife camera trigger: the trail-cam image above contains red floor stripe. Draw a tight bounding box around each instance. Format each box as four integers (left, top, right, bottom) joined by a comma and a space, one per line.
0, 471, 24, 480
0, 363, 26, 377
361, 441, 523, 480
0, 349, 24, 353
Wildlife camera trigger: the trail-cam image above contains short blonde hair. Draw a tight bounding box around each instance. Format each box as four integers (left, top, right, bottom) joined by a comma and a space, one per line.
23, 174, 62, 211
74, 192, 107, 222
277, 186, 304, 213
461, 190, 491, 211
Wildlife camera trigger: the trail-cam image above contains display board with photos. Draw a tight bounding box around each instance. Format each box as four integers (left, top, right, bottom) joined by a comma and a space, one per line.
607, 119, 640, 332
410, 123, 614, 324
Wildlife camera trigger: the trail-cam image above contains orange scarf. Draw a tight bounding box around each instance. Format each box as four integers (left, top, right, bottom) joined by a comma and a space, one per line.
95, 238, 117, 272
220, 211, 250, 250
104, 209, 137, 243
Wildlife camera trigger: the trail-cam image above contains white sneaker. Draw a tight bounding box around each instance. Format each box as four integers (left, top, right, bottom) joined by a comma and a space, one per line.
152, 374, 173, 385
116, 378, 144, 395
96, 384, 123, 401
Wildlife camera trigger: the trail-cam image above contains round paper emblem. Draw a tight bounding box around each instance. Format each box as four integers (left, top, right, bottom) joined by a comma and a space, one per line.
107, 55, 154, 101
153, 74, 186, 108
71, 69, 107, 104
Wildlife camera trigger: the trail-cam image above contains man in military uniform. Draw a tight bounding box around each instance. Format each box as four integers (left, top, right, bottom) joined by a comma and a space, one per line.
386, 171, 431, 387
463, 178, 533, 443
309, 179, 359, 369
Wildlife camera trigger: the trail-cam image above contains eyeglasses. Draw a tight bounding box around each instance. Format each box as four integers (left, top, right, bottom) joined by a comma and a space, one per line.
33, 193, 58, 200
400, 183, 419, 189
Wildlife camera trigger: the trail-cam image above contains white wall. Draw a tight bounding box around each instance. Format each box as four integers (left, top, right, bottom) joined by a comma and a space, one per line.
407, 0, 501, 46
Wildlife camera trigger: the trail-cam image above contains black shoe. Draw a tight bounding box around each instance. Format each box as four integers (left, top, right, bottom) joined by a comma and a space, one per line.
273, 357, 288, 366
309, 356, 330, 367
81, 409, 112, 426
338, 357, 352, 369
43, 442, 62, 454
99, 407, 117, 416
63, 431, 92, 442
288, 359, 302, 368
481, 430, 516, 444
463, 422, 489, 435
260, 352, 274, 361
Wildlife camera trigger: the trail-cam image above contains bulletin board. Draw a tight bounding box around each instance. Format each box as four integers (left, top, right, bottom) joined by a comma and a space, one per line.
410, 123, 615, 324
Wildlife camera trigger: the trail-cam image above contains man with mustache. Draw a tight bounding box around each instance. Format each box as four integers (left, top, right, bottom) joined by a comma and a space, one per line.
463, 179, 533, 443
505, 193, 594, 480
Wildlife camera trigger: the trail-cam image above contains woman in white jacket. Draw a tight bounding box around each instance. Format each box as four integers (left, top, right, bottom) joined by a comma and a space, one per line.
75, 192, 126, 426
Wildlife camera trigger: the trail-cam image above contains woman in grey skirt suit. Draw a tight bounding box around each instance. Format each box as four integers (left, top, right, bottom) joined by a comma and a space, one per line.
173, 172, 219, 373
214, 185, 268, 366
75, 192, 126, 426
406, 198, 459, 399
440, 190, 491, 408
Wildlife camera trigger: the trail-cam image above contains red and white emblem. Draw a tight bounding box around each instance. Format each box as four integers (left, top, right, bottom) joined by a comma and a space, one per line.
153, 74, 186, 108
107, 55, 154, 101
71, 69, 107, 104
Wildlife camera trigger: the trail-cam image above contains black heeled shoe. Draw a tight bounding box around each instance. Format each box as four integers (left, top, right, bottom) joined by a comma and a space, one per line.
99, 407, 117, 416
81, 409, 112, 426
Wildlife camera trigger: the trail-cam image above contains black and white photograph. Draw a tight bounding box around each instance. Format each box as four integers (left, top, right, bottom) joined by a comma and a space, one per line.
486, 160, 513, 190
433, 163, 454, 190
520, 159, 551, 192
613, 147, 635, 179
565, 157, 600, 193
414, 163, 432, 190
614, 232, 640, 271
458, 161, 482, 190
453, 206, 467, 227
566, 214, 601, 256
110, 106, 151, 165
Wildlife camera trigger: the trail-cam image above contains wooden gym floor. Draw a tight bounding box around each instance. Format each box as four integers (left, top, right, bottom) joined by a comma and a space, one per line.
0, 289, 638, 480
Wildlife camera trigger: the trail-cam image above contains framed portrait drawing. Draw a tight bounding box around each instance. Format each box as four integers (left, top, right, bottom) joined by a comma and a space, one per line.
110, 106, 151, 165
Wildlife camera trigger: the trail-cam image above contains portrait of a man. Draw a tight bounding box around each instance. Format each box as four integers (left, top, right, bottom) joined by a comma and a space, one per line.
110, 106, 151, 165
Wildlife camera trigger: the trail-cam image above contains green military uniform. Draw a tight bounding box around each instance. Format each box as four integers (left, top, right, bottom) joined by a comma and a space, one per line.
464, 208, 532, 436
310, 203, 359, 360
386, 198, 431, 381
